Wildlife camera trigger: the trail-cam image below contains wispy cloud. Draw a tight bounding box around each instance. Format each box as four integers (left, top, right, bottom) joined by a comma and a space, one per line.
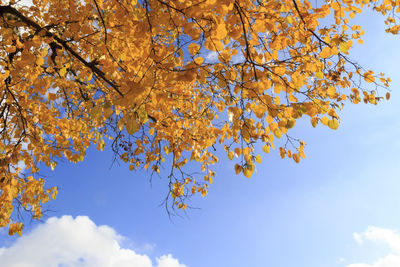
0, 215, 187, 267
353, 232, 364, 245
205, 51, 218, 63
347, 226, 400, 267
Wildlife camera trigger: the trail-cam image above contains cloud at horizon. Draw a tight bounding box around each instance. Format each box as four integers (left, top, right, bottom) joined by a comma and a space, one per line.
0, 215, 187, 267
347, 226, 400, 267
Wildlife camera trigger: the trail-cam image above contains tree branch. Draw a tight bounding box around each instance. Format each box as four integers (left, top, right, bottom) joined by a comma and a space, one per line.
0, 5, 124, 97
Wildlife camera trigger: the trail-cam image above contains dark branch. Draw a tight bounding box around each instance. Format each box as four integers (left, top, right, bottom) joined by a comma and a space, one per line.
0, 5, 124, 97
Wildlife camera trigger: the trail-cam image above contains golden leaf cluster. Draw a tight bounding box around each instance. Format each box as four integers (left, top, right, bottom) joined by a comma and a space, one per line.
0, 0, 394, 234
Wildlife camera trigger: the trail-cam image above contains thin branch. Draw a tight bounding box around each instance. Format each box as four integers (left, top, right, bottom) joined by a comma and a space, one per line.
0, 5, 124, 96
234, 1, 258, 81
292, 0, 330, 47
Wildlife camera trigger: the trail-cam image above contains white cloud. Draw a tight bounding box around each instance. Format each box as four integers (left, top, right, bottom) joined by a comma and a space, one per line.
353, 232, 364, 244
230, 51, 245, 64
0, 215, 187, 267
205, 51, 218, 63
347, 226, 400, 267
156, 254, 187, 267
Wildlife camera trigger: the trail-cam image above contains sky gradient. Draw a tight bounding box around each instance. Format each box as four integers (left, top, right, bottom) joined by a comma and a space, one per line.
1, 4, 400, 267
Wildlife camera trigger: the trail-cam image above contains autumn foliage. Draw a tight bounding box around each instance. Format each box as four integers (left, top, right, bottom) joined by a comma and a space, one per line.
0, 0, 396, 235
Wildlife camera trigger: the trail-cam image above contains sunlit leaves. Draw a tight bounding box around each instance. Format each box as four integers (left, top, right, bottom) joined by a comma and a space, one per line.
0, 0, 394, 235
188, 43, 200, 55
364, 71, 376, 83
316, 71, 324, 79
255, 155, 262, 164
234, 164, 242, 175
262, 145, 270, 154
328, 119, 340, 130
339, 42, 350, 54
194, 57, 204, 65
253, 105, 266, 119
8, 222, 23, 236
320, 47, 332, 58
243, 167, 252, 178
293, 154, 300, 163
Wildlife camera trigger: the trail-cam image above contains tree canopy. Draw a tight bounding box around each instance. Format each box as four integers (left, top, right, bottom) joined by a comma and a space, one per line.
0, 0, 395, 235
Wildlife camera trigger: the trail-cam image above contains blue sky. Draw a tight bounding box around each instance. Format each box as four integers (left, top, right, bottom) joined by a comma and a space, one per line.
1, 5, 400, 267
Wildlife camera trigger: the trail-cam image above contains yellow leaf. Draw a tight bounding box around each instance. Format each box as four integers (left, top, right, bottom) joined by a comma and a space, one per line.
117, 119, 125, 131
90, 106, 102, 120
51, 187, 58, 200
327, 86, 336, 97
286, 119, 296, 129
262, 145, 270, 153
134, 106, 148, 123
50, 162, 57, 171
255, 155, 262, 163
201, 189, 207, 197
363, 72, 375, 83
126, 118, 139, 135
205, 38, 223, 51
97, 137, 105, 151
339, 42, 350, 54
327, 108, 337, 117
234, 147, 242, 156
164, 146, 169, 155
243, 168, 252, 178
188, 43, 200, 55
279, 147, 286, 158
273, 129, 282, 139
234, 164, 242, 175
194, 57, 203, 65
320, 116, 329, 126
215, 23, 228, 39
253, 105, 266, 119
6, 46, 16, 53
36, 57, 45, 66
285, 16, 293, 24
320, 47, 332, 58
228, 151, 235, 160
328, 119, 339, 130
104, 108, 113, 118
60, 67, 67, 77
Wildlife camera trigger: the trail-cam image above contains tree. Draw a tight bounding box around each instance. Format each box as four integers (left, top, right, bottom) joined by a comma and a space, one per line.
0, 0, 395, 235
